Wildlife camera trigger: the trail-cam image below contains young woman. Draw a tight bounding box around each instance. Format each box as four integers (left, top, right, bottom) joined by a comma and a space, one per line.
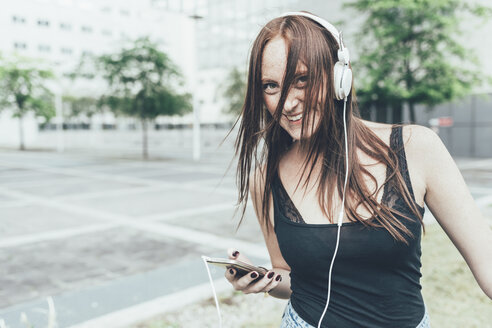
224, 12, 492, 328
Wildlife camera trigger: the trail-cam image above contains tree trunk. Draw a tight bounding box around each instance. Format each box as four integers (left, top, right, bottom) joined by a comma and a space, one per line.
358, 102, 372, 120
409, 102, 416, 124
392, 105, 403, 124
19, 114, 25, 151
141, 119, 148, 159
375, 103, 387, 123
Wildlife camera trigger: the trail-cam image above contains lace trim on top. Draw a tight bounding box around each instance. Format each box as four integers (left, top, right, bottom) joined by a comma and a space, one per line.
274, 126, 413, 223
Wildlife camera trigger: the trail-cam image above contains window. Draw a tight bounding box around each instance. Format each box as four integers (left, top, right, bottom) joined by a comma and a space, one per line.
14, 42, 27, 50
101, 29, 112, 36
37, 19, 50, 27
61, 47, 73, 55
12, 16, 27, 24
81, 25, 93, 33
101, 6, 111, 13
60, 23, 72, 30
82, 50, 93, 56
38, 44, 51, 52
120, 9, 130, 16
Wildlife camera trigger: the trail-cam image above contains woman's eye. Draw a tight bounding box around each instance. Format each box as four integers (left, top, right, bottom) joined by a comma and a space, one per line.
295, 75, 308, 88
263, 82, 279, 94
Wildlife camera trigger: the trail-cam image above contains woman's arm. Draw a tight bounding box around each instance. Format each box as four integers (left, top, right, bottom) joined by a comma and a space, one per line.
408, 125, 492, 299
225, 166, 292, 299
249, 165, 292, 299
267, 267, 292, 299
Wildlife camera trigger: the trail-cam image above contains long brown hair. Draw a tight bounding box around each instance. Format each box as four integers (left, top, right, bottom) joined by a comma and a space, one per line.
230, 13, 423, 244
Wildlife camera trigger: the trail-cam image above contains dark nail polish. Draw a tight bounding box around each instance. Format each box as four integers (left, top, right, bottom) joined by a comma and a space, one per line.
232, 251, 239, 257
250, 272, 258, 279
267, 272, 275, 279
275, 275, 282, 281
229, 269, 234, 275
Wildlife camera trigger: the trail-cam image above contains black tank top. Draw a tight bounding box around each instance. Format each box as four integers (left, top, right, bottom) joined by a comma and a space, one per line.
272, 126, 426, 328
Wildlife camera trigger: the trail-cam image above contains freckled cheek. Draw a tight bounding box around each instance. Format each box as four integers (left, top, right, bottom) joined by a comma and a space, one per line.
264, 95, 280, 117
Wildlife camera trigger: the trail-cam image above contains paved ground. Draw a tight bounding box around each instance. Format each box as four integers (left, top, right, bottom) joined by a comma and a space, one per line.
0, 140, 491, 328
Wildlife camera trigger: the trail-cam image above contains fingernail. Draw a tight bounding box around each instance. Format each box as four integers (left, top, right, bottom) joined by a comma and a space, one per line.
250, 272, 258, 279
267, 272, 275, 279
229, 269, 234, 275
232, 251, 239, 257
275, 275, 282, 281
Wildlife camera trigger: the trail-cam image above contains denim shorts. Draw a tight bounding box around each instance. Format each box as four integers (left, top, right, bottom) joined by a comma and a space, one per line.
280, 299, 431, 328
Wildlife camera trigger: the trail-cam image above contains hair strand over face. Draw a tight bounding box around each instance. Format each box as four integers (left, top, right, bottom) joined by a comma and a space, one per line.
227, 13, 424, 244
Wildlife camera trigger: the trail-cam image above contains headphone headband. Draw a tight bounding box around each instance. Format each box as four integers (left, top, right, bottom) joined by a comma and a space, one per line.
279, 12, 342, 50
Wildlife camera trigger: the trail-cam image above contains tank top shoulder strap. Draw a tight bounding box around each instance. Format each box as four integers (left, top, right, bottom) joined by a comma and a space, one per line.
271, 171, 282, 227
390, 125, 415, 198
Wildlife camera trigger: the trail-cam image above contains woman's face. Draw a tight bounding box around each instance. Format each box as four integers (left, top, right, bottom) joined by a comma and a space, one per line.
261, 36, 320, 141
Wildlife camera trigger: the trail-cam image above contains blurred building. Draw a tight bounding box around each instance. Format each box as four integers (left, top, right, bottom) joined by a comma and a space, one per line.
189, 0, 343, 125
188, 0, 492, 157
0, 0, 194, 145
0, 0, 491, 156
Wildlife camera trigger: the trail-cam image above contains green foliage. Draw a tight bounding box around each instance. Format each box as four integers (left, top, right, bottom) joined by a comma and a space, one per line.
62, 95, 100, 119
345, 0, 492, 123
221, 67, 247, 115
0, 55, 55, 149
0, 56, 55, 121
96, 37, 191, 120
74, 36, 192, 158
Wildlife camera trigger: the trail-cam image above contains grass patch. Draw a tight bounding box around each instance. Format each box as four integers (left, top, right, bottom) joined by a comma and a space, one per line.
421, 223, 492, 327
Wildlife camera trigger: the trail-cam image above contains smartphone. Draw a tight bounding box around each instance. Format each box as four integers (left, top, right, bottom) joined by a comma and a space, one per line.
203, 256, 268, 278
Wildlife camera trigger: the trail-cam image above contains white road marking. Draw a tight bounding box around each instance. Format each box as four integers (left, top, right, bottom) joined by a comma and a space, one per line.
476, 194, 492, 207
0, 187, 265, 256
142, 202, 237, 222
0, 200, 33, 209
0, 160, 237, 196
469, 186, 492, 195
0, 223, 117, 248
54, 185, 169, 201
457, 158, 492, 170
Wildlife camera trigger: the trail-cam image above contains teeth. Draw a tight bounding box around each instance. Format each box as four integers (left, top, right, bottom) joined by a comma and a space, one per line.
287, 113, 302, 121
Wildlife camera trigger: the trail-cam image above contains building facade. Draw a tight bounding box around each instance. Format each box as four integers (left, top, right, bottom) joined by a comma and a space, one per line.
0, 0, 194, 145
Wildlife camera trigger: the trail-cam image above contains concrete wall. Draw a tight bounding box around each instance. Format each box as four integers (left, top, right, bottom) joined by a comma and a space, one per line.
414, 93, 492, 158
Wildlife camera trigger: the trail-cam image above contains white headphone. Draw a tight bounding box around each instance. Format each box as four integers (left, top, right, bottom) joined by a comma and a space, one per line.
202, 13, 353, 328
279, 12, 352, 100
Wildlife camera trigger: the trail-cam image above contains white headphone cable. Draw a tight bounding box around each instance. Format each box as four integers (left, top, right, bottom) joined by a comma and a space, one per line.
201, 255, 223, 328
317, 96, 349, 328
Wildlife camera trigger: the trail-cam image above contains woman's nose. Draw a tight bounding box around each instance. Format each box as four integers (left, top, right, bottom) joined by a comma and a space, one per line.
284, 91, 300, 112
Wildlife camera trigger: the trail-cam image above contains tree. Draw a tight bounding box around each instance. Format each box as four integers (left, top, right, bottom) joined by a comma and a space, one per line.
62, 95, 101, 128
95, 37, 191, 159
345, 0, 491, 123
0, 56, 55, 150
221, 67, 247, 116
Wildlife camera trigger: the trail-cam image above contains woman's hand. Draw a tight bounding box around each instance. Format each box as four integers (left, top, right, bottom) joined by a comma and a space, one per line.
224, 248, 282, 294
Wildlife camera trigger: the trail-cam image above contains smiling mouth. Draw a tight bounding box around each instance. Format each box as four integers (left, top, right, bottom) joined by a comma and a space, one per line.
285, 113, 303, 122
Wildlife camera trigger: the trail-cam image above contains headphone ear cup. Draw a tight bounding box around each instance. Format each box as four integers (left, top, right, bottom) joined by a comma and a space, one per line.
333, 62, 352, 100
342, 67, 352, 99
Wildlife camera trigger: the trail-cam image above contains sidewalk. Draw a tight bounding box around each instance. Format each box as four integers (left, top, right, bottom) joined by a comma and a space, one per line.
0, 147, 269, 328
0, 149, 490, 328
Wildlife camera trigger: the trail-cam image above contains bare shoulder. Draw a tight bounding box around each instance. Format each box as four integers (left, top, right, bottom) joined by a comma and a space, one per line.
401, 124, 451, 200
401, 124, 441, 149
401, 124, 447, 172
